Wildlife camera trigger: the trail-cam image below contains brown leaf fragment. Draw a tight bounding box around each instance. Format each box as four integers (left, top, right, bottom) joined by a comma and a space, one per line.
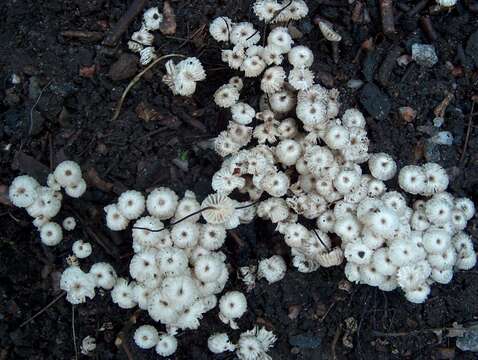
160, 1, 176, 35
135, 101, 160, 122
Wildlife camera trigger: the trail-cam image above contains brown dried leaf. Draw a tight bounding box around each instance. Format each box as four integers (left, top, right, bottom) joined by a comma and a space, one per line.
160, 1, 176, 35
79, 64, 96, 78
0, 185, 12, 206
85, 167, 113, 193
135, 101, 160, 122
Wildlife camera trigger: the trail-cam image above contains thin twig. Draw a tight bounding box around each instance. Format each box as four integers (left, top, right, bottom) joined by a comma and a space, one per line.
72, 305, 78, 360
313, 229, 331, 252
319, 301, 336, 322
371, 323, 478, 337
103, 0, 148, 47
111, 54, 185, 121
331, 325, 342, 360
115, 311, 140, 360
235, 199, 262, 209
460, 101, 476, 164
132, 206, 213, 232
270, 1, 293, 23
29, 80, 53, 136
20, 291, 65, 327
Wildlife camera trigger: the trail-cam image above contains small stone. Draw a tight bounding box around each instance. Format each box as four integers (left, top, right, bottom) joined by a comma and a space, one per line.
79, 64, 96, 78
28, 76, 42, 100
4, 88, 21, 106
399, 106, 417, 123
108, 54, 138, 81
433, 347, 455, 359
412, 44, 438, 67
11, 74, 21, 84
424, 141, 441, 162
347, 79, 364, 89
289, 333, 321, 349
431, 131, 453, 145
466, 30, 478, 68
456, 325, 478, 352
433, 117, 444, 127
288, 305, 302, 320
359, 83, 391, 120
397, 54, 413, 67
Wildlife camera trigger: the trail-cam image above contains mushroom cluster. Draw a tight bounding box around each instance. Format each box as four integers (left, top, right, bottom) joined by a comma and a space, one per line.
208, 326, 276, 360
128, 7, 164, 65
206, 0, 476, 304
101, 188, 251, 355
9, 160, 86, 246
6, 0, 477, 357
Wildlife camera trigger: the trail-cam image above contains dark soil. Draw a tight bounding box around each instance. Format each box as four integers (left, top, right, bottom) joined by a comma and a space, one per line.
1, 0, 478, 359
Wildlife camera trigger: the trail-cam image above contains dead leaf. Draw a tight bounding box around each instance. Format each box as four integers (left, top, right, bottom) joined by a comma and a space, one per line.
160, 1, 176, 35
0, 185, 11, 206
135, 101, 160, 122
79, 64, 96, 78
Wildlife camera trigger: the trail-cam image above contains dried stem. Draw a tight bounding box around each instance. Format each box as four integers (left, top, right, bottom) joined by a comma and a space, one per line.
235, 199, 262, 209
132, 199, 262, 233
132, 206, 213, 232
20, 291, 65, 327
103, 0, 148, 47
460, 101, 476, 164
313, 228, 331, 252
29, 80, 53, 136
111, 53, 185, 121
72, 305, 78, 360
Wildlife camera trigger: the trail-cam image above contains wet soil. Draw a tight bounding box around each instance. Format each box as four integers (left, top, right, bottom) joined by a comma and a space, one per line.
1, 0, 478, 359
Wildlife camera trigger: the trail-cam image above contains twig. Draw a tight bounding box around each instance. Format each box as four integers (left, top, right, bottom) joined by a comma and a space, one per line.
460, 101, 476, 164
20, 291, 65, 327
174, 24, 206, 51
29, 80, 53, 136
111, 53, 185, 121
115, 311, 140, 360
270, 1, 293, 23
332, 42, 339, 64
132, 201, 261, 232
420, 15, 438, 41
331, 325, 342, 360
132, 206, 213, 232
72, 305, 78, 360
379, 0, 396, 35
61, 30, 104, 42
67, 205, 120, 258
407, 0, 430, 16
103, 0, 148, 47
373, 321, 478, 338
319, 301, 336, 322
313, 229, 331, 252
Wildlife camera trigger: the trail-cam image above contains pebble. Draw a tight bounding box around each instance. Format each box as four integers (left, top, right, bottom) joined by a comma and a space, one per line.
288, 333, 321, 349
347, 79, 364, 89
359, 83, 391, 120
430, 131, 453, 145
399, 107, 417, 123
10, 74, 21, 84
28, 76, 42, 100
466, 30, 478, 68
456, 325, 478, 352
412, 44, 438, 67
3, 109, 23, 137
108, 54, 138, 81
424, 141, 442, 162
433, 117, 444, 127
